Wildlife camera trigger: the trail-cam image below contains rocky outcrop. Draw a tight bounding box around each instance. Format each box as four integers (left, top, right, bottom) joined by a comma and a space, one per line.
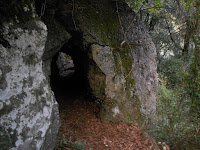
0, 6, 61, 150
57, 0, 157, 124
41, 9, 71, 81
0, 0, 157, 149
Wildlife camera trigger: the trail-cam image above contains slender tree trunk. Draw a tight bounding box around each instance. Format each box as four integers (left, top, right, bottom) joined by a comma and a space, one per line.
183, 21, 190, 56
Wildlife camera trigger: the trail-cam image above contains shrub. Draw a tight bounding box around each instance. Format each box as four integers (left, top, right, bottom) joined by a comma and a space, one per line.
150, 58, 200, 149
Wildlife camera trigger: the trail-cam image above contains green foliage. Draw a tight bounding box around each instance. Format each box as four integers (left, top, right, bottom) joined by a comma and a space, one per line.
187, 37, 200, 115
126, 0, 164, 14
127, 0, 200, 148
147, 0, 164, 14
149, 56, 200, 149
158, 58, 187, 88
152, 82, 200, 149
181, 0, 199, 12
126, 0, 145, 13
59, 138, 86, 150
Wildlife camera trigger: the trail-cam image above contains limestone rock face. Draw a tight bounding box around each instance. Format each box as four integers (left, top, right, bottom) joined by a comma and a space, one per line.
58, 0, 158, 124
0, 19, 59, 150
41, 12, 71, 81
89, 44, 123, 100
0, 0, 158, 148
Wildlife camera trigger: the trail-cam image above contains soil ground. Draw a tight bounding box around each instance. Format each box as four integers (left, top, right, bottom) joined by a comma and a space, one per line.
54, 93, 159, 150
51, 75, 159, 150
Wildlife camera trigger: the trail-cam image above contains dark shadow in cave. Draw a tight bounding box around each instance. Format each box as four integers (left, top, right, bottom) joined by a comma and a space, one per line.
50, 32, 91, 106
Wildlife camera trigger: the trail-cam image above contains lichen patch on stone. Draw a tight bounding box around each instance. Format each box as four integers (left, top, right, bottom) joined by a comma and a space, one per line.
112, 106, 120, 117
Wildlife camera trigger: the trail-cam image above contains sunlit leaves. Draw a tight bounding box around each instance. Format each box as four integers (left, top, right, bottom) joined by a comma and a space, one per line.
125, 0, 145, 13
148, 0, 165, 14
126, 0, 165, 14
181, 0, 198, 11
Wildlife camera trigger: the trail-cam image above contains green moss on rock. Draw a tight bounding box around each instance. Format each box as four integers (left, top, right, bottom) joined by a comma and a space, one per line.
88, 59, 106, 100
76, 0, 121, 46
112, 43, 136, 98
99, 95, 143, 125
68, 0, 148, 125
0, 0, 35, 24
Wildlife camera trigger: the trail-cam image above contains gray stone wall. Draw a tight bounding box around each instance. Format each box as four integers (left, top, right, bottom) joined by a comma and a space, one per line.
0, 0, 158, 149
72, 0, 158, 124
0, 17, 59, 150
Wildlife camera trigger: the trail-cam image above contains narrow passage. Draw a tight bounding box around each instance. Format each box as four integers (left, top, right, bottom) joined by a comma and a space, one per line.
55, 93, 157, 150
50, 38, 158, 150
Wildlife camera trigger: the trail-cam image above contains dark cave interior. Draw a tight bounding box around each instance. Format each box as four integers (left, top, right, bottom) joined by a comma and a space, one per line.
50, 32, 91, 105
34, 0, 104, 106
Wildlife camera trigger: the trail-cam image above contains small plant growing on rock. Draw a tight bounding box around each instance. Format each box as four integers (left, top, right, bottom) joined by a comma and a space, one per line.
59, 138, 86, 150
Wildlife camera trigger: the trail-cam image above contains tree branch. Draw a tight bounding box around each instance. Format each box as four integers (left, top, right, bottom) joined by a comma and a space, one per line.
165, 19, 183, 51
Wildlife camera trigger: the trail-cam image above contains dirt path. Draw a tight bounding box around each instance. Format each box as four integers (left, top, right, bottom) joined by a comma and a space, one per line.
55, 97, 159, 150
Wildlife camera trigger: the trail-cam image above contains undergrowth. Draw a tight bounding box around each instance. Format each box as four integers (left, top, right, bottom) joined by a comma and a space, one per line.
150, 58, 200, 149
58, 138, 86, 150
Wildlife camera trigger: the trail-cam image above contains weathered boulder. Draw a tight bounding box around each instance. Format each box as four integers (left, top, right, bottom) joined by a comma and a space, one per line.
0, 4, 61, 150
0, 0, 158, 149
41, 7, 71, 81
57, 0, 157, 125
56, 52, 75, 77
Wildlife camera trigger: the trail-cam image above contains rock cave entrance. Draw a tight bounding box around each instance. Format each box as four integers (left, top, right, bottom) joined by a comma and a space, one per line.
50, 32, 104, 149
50, 32, 91, 106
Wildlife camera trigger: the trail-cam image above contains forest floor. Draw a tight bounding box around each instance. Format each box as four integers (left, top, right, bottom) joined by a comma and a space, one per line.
52, 75, 160, 150
54, 96, 159, 150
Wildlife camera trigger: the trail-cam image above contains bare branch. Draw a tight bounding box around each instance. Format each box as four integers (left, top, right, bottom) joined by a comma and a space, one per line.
72, 0, 78, 31
165, 19, 183, 51
40, 0, 47, 18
